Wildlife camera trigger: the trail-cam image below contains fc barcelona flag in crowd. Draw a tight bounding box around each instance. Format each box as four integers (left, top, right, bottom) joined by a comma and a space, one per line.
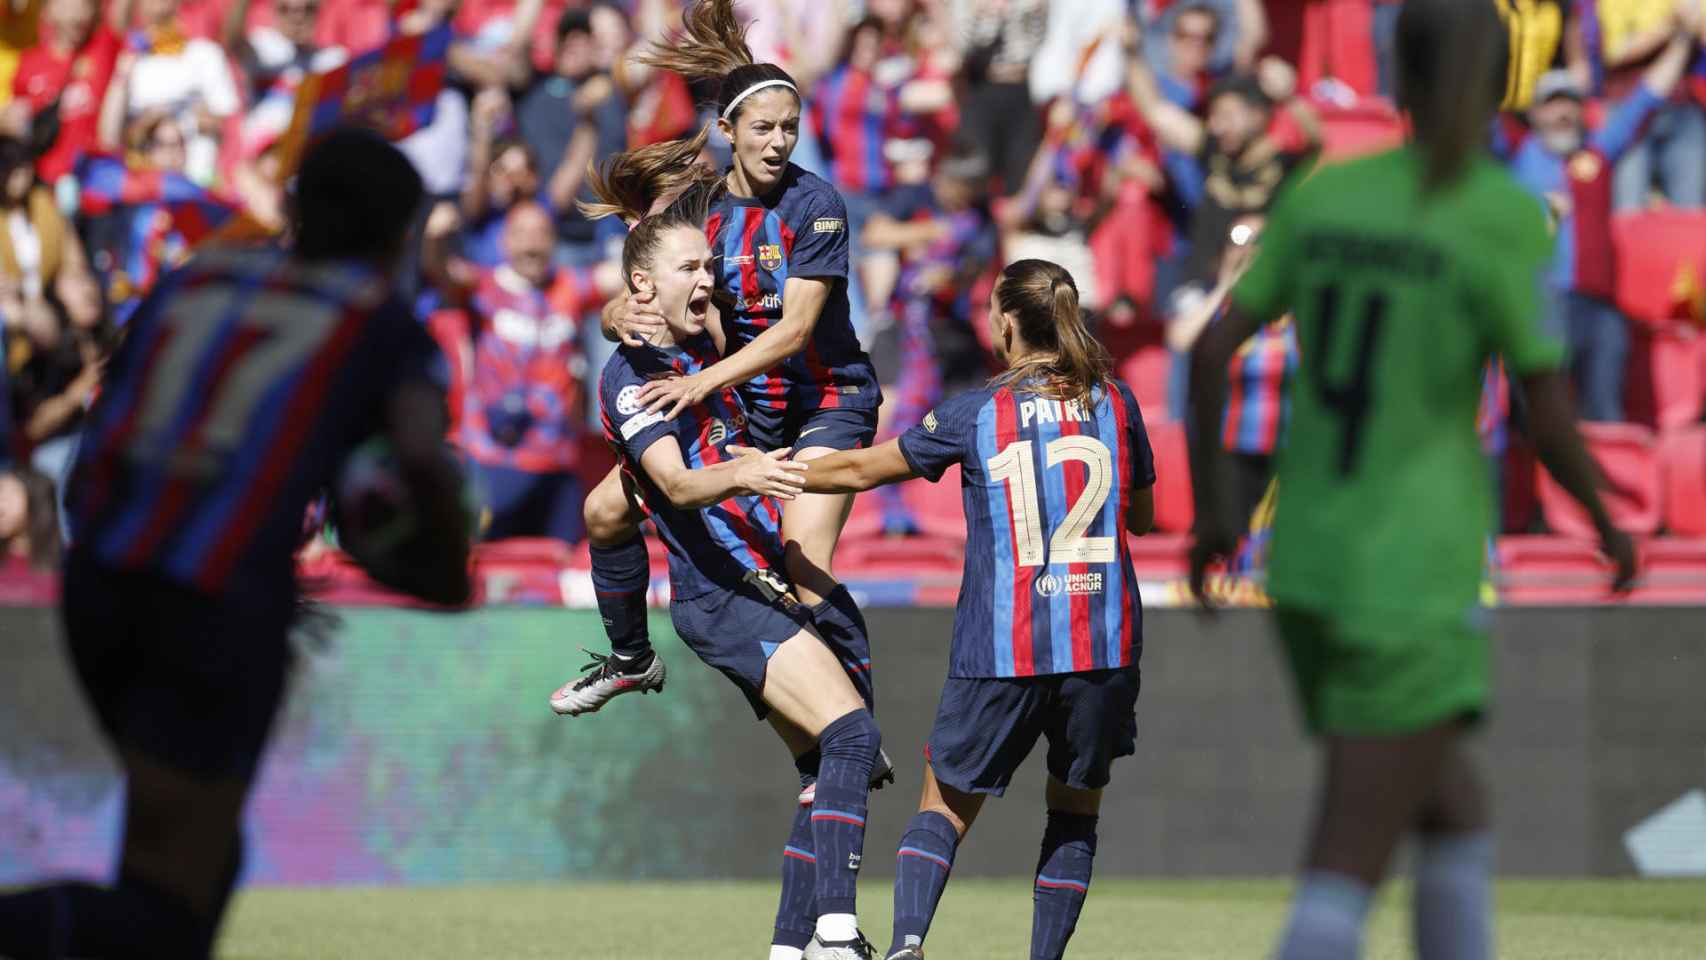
76, 153, 242, 245
274, 23, 452, 175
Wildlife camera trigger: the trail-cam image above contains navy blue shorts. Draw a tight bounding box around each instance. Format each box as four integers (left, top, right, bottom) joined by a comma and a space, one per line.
670, 582, 874, 720
472, 462, 585, 543
61, 551, 295, 781
745, 404, 877, 454
926, 666, 1141, 797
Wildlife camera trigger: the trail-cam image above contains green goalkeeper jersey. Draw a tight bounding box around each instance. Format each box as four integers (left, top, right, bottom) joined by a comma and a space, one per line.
1231, 145, 1565, 619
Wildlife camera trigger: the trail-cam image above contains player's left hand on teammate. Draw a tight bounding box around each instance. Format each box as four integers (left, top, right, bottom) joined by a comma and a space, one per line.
638, 371, 714, 419
729, 446, 808, 499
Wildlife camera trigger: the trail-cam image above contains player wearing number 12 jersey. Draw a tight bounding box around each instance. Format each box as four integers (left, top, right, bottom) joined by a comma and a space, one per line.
1187, 4, 1638, 959
796, 259, 1156, 960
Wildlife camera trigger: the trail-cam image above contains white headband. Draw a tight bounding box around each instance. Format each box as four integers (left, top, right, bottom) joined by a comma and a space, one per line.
722, 79, 799, 119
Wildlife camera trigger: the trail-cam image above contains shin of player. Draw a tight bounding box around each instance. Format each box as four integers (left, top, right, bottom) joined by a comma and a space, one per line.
793, 260, 1157, 960
1187, 3, 1640, 959
594, 179, 885, 959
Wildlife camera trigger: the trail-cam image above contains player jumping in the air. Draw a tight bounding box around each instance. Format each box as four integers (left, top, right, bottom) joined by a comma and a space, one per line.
0, 130, 473, 960
786, 259, 1157, 960
551, 0, 881, 726
1187, 2, 1639, 958
592, 173, 886, 960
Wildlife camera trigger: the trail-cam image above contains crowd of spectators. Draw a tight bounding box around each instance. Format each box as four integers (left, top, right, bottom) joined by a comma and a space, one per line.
0, 0, 1702, 570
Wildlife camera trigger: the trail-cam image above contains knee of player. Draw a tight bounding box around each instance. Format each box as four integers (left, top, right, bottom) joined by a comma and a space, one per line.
583, 492, 634, 546
820, 706, 883, 765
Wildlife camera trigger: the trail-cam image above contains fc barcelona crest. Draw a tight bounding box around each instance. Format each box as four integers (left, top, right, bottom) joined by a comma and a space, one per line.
757, 243, 783, 271
1567, 151, 1602, 182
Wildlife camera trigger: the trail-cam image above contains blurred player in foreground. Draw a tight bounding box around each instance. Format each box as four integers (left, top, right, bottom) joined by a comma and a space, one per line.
789, 259, 1156, 960
0, 129, 474, 959
1187, 2, 1639, 958
594, 177, 886, 960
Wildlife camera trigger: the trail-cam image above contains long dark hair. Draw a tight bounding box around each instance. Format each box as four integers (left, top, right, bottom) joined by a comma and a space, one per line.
989, 259, 1112, 406
3, 468, 61, 570
637, 0, 799, 122
1396, 0, 1508, 191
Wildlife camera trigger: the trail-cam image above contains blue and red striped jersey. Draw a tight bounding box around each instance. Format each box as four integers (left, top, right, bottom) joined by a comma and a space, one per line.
67, 246, 446, 601
812, 63, 899, 194
704, 164, 880, 414
459, 264, 597, 474
899, 377, 1157, 678
599, 336, 788, 600
1221, 315, 1297, 456
1508, 84, 1661, 299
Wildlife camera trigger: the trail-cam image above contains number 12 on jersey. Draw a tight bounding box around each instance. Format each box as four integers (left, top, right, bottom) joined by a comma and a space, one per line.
986, 436, 1117, 567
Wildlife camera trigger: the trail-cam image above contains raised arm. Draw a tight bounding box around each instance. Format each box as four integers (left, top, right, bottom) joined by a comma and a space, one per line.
220, 0, 255, 60
460, 87, 509, 223
797, 440, 919, 494
638, 438, 807, 508
1126, 49, 1206, 156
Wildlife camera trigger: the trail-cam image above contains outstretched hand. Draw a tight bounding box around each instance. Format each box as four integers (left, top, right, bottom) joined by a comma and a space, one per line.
728, 445, 808, 500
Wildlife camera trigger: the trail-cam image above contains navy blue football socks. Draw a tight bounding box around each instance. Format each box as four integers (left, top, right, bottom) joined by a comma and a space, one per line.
889, 810, 961, 956
0, 869, 211, 959
589, 535, 651, 661
810, 708, 881, 919
1031, 811, 1098, 960
772, 775, 819, 951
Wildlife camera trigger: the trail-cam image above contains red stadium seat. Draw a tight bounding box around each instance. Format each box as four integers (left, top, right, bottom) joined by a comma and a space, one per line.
576, 434, 617, 494
842, 490, 888, 541
1496, 535, 1620, 605
1613, 210, 1706, 326
1118, 346, 1174, 423
475, 537, 571, 566
1126, 533, 1189, 579
1630, 537, 1706, 604
1536, 422, 1662, 538
1147, 420, 1194, 533
1315, 101, 1405, 162
835, 535, 964, 577
1624, 326, 1705, 430
900, 468, 969, 540
1660, 425, 1706, 537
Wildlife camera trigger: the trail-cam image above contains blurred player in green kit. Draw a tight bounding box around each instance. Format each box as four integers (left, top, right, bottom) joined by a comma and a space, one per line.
1187, 1, 1639, 959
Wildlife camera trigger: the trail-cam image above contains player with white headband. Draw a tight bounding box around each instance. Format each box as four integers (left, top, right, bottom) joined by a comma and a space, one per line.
548, 2, 887, 958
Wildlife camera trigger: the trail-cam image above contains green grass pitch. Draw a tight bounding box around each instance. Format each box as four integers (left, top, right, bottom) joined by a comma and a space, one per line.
222, 878, 1706, 958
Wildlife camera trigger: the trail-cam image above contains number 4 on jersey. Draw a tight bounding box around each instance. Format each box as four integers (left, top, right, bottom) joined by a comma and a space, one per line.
1308, 284, 1388, 477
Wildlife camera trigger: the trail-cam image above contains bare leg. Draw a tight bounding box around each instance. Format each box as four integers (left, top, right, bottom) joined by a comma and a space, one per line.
781, 445, 855, 608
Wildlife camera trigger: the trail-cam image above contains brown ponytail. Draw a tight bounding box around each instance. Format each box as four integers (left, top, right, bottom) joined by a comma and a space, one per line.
612, 178, 724, 293
990, 259, 1112, 407
637, 0, 799, 122
579, 124, 716, 224
637, 0, 754, 80
1396, 0, 1508, 192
